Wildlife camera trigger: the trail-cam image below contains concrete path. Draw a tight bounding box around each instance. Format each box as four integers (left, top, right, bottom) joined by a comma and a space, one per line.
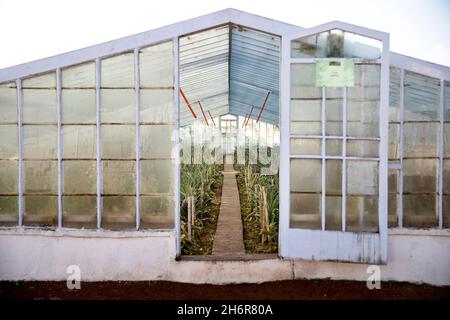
212, 155, 246, 256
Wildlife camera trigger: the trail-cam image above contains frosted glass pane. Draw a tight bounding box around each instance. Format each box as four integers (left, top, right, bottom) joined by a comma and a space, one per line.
445, 81, 450, 120
140, 195, 174, 228
443, 196, 450, 228
0, 160, 18, 194
290, 193, 321, 229
389, 67, 401, 122
62, 62, 95, 88
444, 160, 450, 194
22, 72, 55, 88
62, 125, 96, 159
0, 196, 18, 226
140, 89, 173, 123
326, 99, 343, 136
290, 159, 321, 192
290, 64, 321, 99
23, 125, 57, 159
63, 160, 96, 194
101, 125, 135, 159
290, 138, 321, 155
403, 122, 439, 158
0, 84, 17, 123
140, 41, 173, 87
346, 140, 379, 157
326, 139, 341, 156
102, 196, 135, 230
389, 169, 399, 194
388, 194, 398, 228
101, 52, 134, 88
326, 160, 341, 194
23, 89, 56, 123
63, 196, 96, 229
101, 89, 135, 123
141, 160, 173, 194
102, 161, 135, 194
403, 194, 438, 228
347, 160, 378, 195
445, 123, 450, 157
389, 123, 400, 160
24, 195, 57, 226
403, 159, 437, 193
347, 101, 379, 137
141, 125, 173, 158
62, 89, 96, 123
0, 125, 18, 158
24, 160, 57, 193
290, 100, 321, 135
346, 195, 378, 232
404, 71, 440, 121
326, 196, 341, 231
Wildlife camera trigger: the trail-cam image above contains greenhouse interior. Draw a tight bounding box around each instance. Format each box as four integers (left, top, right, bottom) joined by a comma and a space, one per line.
0, 9, 449, 285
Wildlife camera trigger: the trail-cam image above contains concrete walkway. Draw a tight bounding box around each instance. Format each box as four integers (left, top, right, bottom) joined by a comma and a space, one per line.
212, 155, 246, 256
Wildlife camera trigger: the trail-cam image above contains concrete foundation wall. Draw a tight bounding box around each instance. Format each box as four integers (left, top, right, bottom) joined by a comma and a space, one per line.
1, 229, 449, 286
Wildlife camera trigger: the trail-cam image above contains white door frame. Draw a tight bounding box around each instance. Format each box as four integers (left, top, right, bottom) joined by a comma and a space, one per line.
279, 21, 390, 264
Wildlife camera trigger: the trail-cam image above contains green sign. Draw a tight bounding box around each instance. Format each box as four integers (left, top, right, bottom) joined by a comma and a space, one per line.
315, 60, 355, 87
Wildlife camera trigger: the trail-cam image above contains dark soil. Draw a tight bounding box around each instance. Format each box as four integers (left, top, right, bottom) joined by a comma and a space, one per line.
0, 279, 448, 300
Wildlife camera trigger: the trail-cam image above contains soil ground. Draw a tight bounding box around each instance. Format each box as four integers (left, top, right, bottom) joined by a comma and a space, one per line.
1, 280, 449, 300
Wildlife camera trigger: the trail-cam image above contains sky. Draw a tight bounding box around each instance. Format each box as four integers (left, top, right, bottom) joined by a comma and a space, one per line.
0, 0, 449, 69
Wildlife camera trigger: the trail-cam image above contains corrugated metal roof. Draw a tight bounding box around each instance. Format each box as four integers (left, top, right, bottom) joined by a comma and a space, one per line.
179, 24, 280, 127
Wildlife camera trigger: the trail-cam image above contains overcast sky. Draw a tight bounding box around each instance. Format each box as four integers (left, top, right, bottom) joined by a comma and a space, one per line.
0, 0, 449, 69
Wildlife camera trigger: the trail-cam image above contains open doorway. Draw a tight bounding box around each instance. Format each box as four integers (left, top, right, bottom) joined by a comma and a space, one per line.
178, 24, 280, 257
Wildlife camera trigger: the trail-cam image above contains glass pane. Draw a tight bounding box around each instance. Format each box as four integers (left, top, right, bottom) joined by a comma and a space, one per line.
290, 159, 321, 192
22, 73, 55, 88
403, 122, 439, 158
445, 81, 450, 120
63, 196, 96, 228
140, 195, 174, 228
290, 64, 321, 99
445, 123, 450, 157
403, 194, 438, 228
326, 160, 342, 194
140, 41, 173, 88
23, 125, 57, 159
0, 196, 18, 226
140, 89, 174, 123
24, 160, 57, 193
389, 67, 401, 123
0, 82, 17, 123
101, 125, 135, 159
24, 195, 57, 226
404, 71, 440, 121
62, 89, 96, 123
101, 53, 134, 88
0, 160, 18, 194
290, 138, 321, 155
347, 160, 378, 195
403, 159, 437, 193
102, 196, 135, 230
0, 125, 18, 158
62, 62, 95, 88
141, 125, 173, 158
443, 195, 450, 228
326, 196, 341, 230
141, 160, 173, 194
326, 98, 342, 136
326, 139, 342, 156
444, 160, 450, 194
388, 194, 398, 228
63, 160, 96, 194
346, 140, 379, 157
102, 161, 135, 194
62, 125, 96, 159
290, 100, 321, 135
23, 89, 57, 123
291, 29, 381, 59
290, 193, 321, 229
101, 89, 135, 123
346, 195, 378, 232
389, 123, 400, 161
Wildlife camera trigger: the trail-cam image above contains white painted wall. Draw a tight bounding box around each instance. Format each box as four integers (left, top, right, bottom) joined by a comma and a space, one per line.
0, 228, 449, 286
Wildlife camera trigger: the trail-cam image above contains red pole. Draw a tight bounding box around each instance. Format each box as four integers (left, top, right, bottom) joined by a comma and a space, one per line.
245, 105, 254, 127
208, 110, 216, 126
242, 113, 248, 128
256, 91, 271, 123
179, 88, 197, 119
197, 100, 209, 126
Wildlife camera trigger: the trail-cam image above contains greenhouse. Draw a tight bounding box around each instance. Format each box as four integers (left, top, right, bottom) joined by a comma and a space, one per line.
0, 8, 449, 285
